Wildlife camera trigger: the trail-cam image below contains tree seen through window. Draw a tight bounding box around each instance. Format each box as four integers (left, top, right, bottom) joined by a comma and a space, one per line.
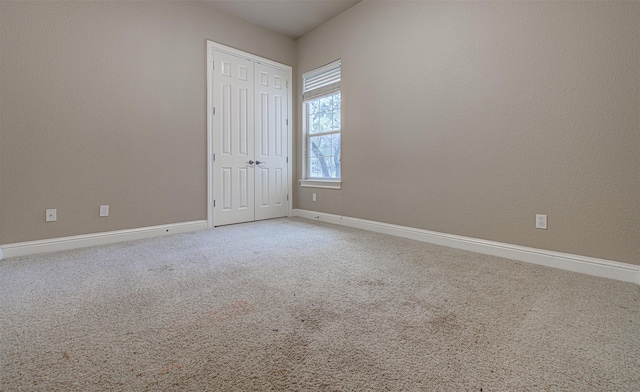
307, 92, 340, 178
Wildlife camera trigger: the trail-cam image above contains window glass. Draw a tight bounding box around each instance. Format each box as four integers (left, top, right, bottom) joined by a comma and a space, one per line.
306, 92, 340, 179
303, 60, 341, 180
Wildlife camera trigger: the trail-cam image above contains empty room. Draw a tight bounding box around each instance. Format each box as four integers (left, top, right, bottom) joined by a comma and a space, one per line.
1, 1, 638, 390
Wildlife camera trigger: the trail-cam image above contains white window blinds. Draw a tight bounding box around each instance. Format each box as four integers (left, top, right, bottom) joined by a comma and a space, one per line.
302, 60, 341, 101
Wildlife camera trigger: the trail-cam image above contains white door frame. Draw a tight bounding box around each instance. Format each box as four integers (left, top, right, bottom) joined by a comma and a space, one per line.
207, 41, 293, 229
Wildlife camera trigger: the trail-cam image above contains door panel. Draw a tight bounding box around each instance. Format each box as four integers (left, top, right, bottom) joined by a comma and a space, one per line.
213, 50, 255, 226
212, 48, 289, 226
254, 62, 289, 221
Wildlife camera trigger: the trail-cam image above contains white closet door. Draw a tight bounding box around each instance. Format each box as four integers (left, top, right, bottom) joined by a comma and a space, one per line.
254, 62, 289, 221
213, 50, 255, 226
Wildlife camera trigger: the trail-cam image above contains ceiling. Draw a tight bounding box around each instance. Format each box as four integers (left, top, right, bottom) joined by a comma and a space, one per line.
202, 0, 362, 39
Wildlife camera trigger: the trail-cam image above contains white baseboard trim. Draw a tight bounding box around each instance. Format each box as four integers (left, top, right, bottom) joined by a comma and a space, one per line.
292, 209, 640, 286
0, 220, 208, 260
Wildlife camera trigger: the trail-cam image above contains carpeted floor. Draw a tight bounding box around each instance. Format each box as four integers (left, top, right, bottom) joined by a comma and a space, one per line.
1, 217, 638, 391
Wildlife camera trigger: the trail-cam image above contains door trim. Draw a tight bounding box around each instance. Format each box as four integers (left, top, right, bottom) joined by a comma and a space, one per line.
207, 41, 293, 229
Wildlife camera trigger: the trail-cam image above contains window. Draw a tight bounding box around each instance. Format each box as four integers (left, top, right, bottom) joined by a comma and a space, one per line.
300, 60, 341, 188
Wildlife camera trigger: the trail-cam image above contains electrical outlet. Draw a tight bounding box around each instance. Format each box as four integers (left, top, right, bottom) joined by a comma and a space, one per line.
536, 214, 547, 230
100, 205, 109, 217
312, 193, 317, 202
46, 209, 57, 222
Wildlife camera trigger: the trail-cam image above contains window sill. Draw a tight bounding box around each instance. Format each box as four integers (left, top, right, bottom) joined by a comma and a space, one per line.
299, 179, 342, 190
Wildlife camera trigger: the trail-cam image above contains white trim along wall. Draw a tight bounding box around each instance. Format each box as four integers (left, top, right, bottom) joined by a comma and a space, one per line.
0, 221, 207, 260
1, 212, 637, 287
293, 209, 640, 286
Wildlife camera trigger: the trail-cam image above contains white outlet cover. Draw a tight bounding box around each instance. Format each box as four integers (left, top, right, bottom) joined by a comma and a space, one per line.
46, 209, 57, 222
100, 205, 109, 217
536, 214, 547, 230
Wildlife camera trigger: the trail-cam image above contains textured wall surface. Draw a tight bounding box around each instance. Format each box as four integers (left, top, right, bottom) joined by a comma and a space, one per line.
295, 1, 640, 264
0, 1, 295, 244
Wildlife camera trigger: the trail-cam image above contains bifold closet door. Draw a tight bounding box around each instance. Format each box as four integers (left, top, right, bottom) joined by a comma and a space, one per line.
254, 62, 289, 221
212, 50, 289, 226
213, 50, 255, 226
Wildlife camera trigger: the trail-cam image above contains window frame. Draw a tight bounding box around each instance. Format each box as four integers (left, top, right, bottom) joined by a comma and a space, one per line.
299, 60, 342, 189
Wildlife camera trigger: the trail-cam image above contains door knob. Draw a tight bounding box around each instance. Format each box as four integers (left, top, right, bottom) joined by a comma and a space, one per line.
247, 160, 255, 166
256, 160, 266, 166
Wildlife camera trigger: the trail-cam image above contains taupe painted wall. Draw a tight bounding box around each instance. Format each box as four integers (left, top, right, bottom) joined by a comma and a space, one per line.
0, 1, 294, 244
295, 1, 640, 264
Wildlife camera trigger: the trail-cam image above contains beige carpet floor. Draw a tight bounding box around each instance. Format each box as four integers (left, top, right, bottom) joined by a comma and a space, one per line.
1, 217, 638, 391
